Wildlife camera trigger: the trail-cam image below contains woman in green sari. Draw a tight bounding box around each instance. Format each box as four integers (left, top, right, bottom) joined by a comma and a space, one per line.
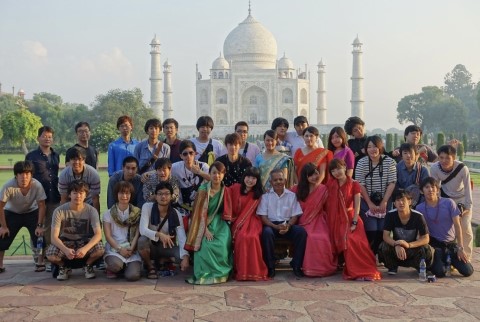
185, 161, 232, 284
255, 130, 295, 190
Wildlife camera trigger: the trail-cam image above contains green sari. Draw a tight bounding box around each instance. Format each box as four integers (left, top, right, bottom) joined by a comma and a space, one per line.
256, 153, 295, 190
185, 183, 232, 284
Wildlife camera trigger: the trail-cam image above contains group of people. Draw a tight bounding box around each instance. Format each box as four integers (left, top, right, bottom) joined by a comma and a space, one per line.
0, 113, 474, 283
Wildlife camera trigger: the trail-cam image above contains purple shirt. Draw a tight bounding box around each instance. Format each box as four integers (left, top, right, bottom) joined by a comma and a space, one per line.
333, 147, 355, 170
416, 197, 460, 243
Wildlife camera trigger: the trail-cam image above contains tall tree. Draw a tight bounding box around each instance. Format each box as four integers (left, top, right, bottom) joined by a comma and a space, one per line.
397, 86, 443, 129
90, 122, 118, 152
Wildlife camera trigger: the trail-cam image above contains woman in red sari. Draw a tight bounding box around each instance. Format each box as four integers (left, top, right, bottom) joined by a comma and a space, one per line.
291, 163, 337, 277
326, 159, 381, 280
293, 126, 332, 183
223, 167, 269, 281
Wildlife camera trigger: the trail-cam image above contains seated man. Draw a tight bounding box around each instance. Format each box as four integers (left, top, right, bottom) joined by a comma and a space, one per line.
257, 169, 306, 278
46, 181, 104, 280
416, 177, 473, 277
138, 182, 189, 279
142, 158, 180, 204
379, 189, 433, 275
0, 161, 47, 273
107, 156, 143, 209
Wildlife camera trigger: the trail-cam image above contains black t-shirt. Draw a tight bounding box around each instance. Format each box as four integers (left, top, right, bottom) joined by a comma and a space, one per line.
215, 154, 252, 187
65, 144, 99, 168
383, 209, 429, 243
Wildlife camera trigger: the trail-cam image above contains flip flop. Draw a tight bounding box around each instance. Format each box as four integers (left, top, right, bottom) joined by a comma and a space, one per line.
147, 268, 158, 279
35, 264, 46, 272
0, 267, 5, 273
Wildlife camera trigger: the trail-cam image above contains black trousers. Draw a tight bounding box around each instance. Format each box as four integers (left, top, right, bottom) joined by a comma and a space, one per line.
261, 223, 306, 270
0, 209, 39, 251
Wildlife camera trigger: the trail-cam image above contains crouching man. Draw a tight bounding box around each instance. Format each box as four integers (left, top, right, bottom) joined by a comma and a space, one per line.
46, 180, 104, 280
138, 182, 189, 279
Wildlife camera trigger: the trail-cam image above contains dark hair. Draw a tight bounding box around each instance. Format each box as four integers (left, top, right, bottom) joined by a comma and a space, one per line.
162, 118, 179, 129
419, 176, 440, 191
37, 126, 54, 137
437, 144, 456, 156
271, 117, 289, 130
399, 142, 417, 155
113, 181, 135, 203
327, 126, 347, 151
365, 135, 384, 155
302, 126, 319, 137
404, 125, 422, 141
392, 188, 412, 201
296, 163, 319, 202
263, 129, 278, 140
66, 146, 87, 161
240, 167, 263, 199
144, 118, 162, 133
155, 181, 174, 195
196, 116, 214, 130
116, 115, 133, 129
67, 180, 90, 195
344, 116, 365, 136
235, 121, 249, 131
224, 133, 241, 146
328, 158, 347, 174
154, 157, 172, 170
75, 122, 90, 132
210, 161, 226, 174
293, 115, 308, 127
122, 156, 139, 167
179, 139, 196, 153
13, 160, 34, 176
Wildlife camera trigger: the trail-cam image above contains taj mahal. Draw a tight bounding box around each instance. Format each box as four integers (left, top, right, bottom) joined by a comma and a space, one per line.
148, 5, 364, 137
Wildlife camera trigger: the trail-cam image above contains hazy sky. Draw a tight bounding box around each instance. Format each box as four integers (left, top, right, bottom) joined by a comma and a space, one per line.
1, 0, 479, 130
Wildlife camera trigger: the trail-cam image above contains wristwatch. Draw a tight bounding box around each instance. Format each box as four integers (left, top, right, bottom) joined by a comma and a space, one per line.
36, 223, 44, 228
352, 220, 358, 225
114, 246, 122, 253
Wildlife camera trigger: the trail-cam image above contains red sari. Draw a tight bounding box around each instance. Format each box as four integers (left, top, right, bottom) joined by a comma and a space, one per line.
291, 184, 337, 277
293, 148, 333, 183
326, 177, 381, 280
223, 184, 269, 281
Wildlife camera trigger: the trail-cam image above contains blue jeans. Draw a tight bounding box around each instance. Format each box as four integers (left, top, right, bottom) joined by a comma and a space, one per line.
429, 241, 474, 277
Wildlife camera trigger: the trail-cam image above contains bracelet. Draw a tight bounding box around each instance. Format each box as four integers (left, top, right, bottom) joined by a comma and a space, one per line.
37, 223, 44, 228
352, 220, 358, 225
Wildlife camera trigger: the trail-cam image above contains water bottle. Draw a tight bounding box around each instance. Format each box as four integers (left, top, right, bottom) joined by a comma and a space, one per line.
445, 253, 452, 277
36, 236, 44, 256
418, 258, 427, 281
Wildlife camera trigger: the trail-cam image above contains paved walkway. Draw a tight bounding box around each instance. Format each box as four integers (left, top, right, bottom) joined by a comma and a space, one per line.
1, 249, 479, 322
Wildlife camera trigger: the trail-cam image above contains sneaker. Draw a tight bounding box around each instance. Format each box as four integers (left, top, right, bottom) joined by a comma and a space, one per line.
45, 263, 52, 272
96, 259, 106, 270
84, 265, 96, 279
57, 266, 70, 281
388, 267, 398, 275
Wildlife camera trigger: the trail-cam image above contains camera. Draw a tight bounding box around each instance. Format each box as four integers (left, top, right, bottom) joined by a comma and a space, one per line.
370, 191, 383, 206
457, 203, 465, 216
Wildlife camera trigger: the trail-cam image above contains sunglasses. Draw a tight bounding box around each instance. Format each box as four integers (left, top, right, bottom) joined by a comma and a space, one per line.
182, 151, 195, 156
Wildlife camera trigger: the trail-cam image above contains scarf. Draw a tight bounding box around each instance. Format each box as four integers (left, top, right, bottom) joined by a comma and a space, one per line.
150, 202, 180, 236
110, 203, 141, 243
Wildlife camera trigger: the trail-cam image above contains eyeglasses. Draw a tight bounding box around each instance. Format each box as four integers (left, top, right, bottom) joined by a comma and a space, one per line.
236, 130, 248, 134
77, 130, 90, 134
156, 192, 171, 197
182, 151, 195, 156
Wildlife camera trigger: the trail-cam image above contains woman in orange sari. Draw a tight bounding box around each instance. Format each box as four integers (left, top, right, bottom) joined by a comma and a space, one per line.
291, 163, 337, 277
293, 126, 332, 183
223, 167, 269, 281
326, 159, 381, 281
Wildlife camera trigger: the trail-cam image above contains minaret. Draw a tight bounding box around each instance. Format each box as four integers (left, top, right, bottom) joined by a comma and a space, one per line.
350, 35, 364, 119
316, 59, 327, 125
149, 35, 163, 117
163, 60, 173, 120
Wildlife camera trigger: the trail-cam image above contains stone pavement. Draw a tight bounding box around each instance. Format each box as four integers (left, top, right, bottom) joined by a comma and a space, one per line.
1, 250, 480, 322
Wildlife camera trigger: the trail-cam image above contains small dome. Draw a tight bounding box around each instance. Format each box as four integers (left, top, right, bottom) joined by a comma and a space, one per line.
352, 35, 362, 45
150, 35, 160, 45
278, 53, 293, 70
212, 52, 230, 69
163, 59, 171, 67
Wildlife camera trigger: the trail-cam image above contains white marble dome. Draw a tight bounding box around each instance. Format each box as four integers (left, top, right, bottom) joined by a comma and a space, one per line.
212, 53, 230, 69
278, 53, 293, 70
223, 14, 277, 69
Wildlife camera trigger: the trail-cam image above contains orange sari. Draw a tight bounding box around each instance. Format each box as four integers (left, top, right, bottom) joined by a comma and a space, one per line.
293, 148, 333, 183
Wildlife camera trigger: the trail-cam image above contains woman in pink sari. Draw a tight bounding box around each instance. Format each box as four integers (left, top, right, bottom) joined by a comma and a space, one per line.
223, 167, 269, 281
291, 162, 336, 277
326, 159, 381, 280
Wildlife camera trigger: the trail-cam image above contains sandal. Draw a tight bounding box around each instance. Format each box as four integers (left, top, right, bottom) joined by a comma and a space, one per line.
35, 264, 46, 272
147, 268, 158, 279
0, 267, 5, 273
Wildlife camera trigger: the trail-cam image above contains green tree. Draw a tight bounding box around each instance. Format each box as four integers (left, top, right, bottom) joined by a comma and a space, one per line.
90, 122, 118, 152
397, 86, 444, 129
0, 93, 18, 116
462, 133, 468, 154
437, 133, 445, 148
90, 88, 155, 140
386, 133, 393, 152
0, 100, 42, 154
394, 133, 399, 148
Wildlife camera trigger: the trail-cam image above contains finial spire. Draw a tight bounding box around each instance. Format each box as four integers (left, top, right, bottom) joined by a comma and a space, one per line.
248, 0, 251, 15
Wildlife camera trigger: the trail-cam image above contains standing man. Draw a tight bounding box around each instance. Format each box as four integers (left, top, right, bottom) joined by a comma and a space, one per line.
59, 147, 101, 214
391, 125, 437, 164
107, 115, 138, 176
0, 161, 47, 272
26, 126, 61, 269
215, 133, 252, 187
65, 122, 99, 169
257, 169, 306, 278
134, 118, 170, 174
430, 145, 473, 260
107, 156, 144, 209
286, 116, 323, 156
271, 117, 293, 156
162, 118, 182, 163
234, 121, 260, 164
190, 116, 226, 164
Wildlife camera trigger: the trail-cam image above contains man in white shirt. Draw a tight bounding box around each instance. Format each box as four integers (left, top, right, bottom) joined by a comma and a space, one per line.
286, 116, 324, 156
190, 116, 226, 164
257, 169, 306, 278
